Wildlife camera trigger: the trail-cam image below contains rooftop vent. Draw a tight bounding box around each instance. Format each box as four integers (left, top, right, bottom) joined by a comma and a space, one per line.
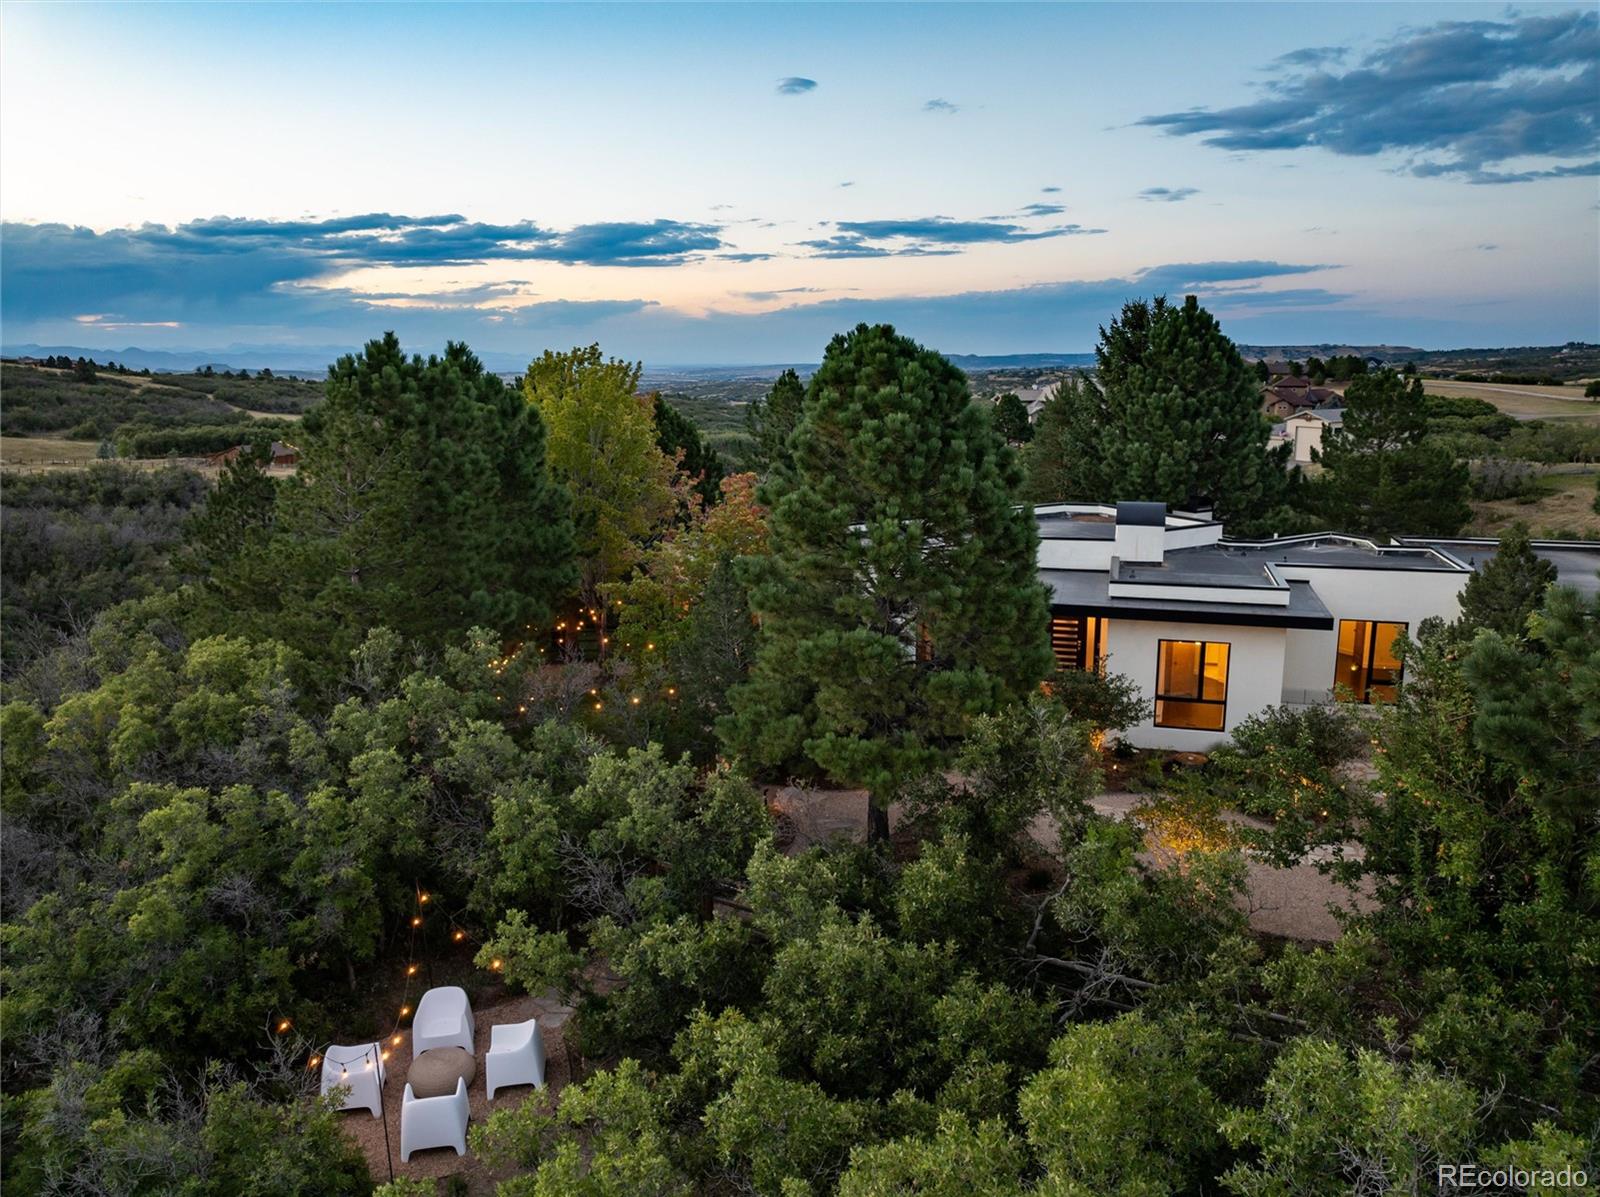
1115, 501, 1166, 565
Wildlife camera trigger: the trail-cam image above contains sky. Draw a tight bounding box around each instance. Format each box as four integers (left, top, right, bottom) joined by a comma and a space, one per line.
1, 2, 1596, 366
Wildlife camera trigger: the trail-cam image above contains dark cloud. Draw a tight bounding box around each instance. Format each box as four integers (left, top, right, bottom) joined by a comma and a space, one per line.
0, 215, 730, 325
1041, 186, 1061, 193
1138, 187, 1200, 202
923, 98, 959, 114
1139, 9, 1599, 182
1269, 45, 1346, 69
799, 217, 1107, 258
1477, 243, 1499, 251
776, 76, 816, 95
717, 252, 776, 263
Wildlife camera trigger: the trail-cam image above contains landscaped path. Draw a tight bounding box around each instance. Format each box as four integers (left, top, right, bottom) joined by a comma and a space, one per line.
767, 784, 1374, 944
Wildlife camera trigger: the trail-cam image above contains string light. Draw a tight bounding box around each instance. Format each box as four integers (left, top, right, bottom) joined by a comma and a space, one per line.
411, 916, 423, 928
490, 958, 503, 971
400, 1005, 411, 1017
276, 1019, 292, 1033
391, 1034, 403, 1046
406, 964, 418, 976
418, 893, 430, 905
453, 930, 466, 942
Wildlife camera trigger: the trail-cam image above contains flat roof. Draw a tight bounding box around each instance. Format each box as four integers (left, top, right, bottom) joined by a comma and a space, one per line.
1399, 538, 1600, 599
1043, 569, 1334, 629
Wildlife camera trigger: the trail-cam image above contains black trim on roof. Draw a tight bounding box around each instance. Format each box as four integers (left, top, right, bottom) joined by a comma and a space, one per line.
1049, 601, 1334, 631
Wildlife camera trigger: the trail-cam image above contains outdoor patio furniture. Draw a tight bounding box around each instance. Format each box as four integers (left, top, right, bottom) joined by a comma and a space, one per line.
485, 1018, 545, 1099
400, 1077, 469, 1161
408, 1046, 476, 1098
320, 1043, 385, 1118
412, 985, 474, 1059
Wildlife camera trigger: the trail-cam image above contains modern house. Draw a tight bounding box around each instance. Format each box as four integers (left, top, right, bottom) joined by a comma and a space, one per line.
1035, 502, 1598, 750
1262, 379, 1342, 419
1268, 407, 1343, 465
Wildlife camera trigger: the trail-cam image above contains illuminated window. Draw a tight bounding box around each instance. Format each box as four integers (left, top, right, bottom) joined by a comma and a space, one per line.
1050, 616, 1104, 673
1154, 639, 1229, 731
1334, 620, 1406, 703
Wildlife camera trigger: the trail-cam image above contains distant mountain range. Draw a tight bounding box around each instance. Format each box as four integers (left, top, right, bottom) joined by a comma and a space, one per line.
5, 342, 1593, 383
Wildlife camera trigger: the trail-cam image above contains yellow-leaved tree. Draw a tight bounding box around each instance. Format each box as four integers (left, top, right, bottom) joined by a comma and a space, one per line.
521, 345, 678, 621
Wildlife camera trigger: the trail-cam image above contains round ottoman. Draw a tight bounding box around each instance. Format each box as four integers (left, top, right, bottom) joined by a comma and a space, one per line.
407, 1047, 476, 1097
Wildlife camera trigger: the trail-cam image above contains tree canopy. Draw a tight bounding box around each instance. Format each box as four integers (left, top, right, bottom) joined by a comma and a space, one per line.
721, 323, 1052, 840
1021, 297, 1291, 528
1310, 368, 1471, 538
522, 345, 676, 613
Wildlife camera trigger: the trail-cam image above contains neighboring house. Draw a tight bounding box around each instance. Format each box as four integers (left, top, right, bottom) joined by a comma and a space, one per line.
1014, 382, 1058, 420
1261, 376, 1314, 418
1034, 502, 1598, 751
206, 440, 300, 467
1268, 407, 1343, 465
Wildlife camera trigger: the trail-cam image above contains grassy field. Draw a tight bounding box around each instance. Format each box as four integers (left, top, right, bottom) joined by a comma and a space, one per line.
1468, 465, 1600, 539
0, 436, 103, 466
1423, 378, 1600, 423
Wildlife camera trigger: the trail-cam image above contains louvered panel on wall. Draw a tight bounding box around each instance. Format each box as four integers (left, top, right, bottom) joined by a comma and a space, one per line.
1051, 617, 1085, 672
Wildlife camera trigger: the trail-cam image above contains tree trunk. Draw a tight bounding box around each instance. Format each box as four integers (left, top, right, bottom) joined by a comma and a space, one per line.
866, 797, 890, 847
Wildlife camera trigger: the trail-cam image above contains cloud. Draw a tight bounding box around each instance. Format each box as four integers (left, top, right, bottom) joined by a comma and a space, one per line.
717, 252, 776, 263
0, 214, 734, 329
1477, 243, 1499, 251
1269, 45, 1347, 69
1139, 9, 1599, 182
1017, 203, 1066, 216
838, 181, 855, 188
776, 76, 817, 95
923, 98, 959, 114
1041, 186, 1061, 193
798, 216, 1107, 258
14, 251, 1585, 365
1138, 186, 1200, 202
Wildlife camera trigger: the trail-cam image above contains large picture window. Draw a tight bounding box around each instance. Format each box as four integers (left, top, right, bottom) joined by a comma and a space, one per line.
1050, 616, 1104, 673
1334, 619, 1406, 703
1154, 639, 1230, 731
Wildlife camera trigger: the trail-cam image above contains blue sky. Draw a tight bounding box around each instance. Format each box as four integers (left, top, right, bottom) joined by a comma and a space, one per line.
2, 2, 1595, 365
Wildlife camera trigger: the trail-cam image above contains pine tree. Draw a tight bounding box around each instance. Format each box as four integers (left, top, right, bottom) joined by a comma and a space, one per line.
1454, 523, 1557, 639
745, 367, 806, 473
268, 333, 575, 666
1085, 295, 1289, 526
1311, 369, 1471, 539
652, 391, 726, 511
1020, 373, 1106, 502
720, 324, 1052, 843
992, 393, 1033, 444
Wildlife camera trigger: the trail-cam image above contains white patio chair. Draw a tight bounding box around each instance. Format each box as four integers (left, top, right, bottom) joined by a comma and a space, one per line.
412, 985, 474, 1059
485, 1018, 546, 1099
400, 1077, 469, 1161
320, 1043, 385, 1118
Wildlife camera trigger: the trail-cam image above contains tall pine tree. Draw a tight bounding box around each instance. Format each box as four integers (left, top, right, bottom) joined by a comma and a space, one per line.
1020, 297, 1288, 527
1311, 368, 1471, 539
720, 324, 1052, 842
267, 333, 575, 667
745, 367, 807, 474
1453, 523, 1557, 639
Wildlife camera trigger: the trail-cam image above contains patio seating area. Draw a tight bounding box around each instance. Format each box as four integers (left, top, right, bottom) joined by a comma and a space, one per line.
321, 987, 565, 1182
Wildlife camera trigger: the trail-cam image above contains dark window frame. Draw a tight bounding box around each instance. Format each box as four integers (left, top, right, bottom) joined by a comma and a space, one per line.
1334, 619, 1408, 703
1153, 638, 1230, 730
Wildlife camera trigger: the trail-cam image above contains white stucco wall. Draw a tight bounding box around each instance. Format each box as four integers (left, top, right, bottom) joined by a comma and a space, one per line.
1102, 618, 1289, 752
1273, 566, 1467, 703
